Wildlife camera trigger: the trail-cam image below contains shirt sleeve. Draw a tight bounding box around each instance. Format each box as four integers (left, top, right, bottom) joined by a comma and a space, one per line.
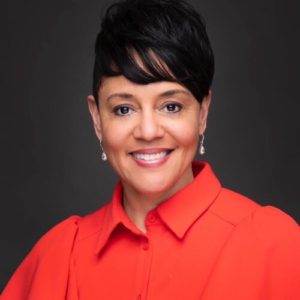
202, 205, 300, 300
1, 216, 80, 300
252, 206, 300, 299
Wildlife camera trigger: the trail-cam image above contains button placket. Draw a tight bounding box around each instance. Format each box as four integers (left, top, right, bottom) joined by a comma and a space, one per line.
137, 235, 152, 299
146, 211, 158, 225
140, 235, 149, 251
142, 241, 149, 251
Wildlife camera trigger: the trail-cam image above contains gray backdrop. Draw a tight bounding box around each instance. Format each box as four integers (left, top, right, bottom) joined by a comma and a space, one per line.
1, 0, 300, 291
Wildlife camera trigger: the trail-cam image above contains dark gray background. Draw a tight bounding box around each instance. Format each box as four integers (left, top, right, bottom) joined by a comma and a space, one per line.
1, 0, 299, 291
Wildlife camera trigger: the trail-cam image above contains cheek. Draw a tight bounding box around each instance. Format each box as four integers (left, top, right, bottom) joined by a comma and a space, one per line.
168, 119, 200, 147
101, 120, 132, 152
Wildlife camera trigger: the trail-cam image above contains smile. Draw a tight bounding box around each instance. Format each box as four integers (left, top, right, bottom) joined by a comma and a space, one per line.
132, 151, 169, 161
130, 149, 173, 167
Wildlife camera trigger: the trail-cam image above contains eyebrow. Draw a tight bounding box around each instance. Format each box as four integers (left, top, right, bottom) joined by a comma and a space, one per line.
159, 89, 191, 98
105, 89, 191, 102
105, 93, 133, 102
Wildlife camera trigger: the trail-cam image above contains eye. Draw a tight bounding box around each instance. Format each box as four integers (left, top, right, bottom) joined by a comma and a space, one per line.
163, 102, 182, 113
113, 105, 134, 116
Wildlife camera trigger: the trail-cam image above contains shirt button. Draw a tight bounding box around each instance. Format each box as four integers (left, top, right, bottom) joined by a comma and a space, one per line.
147, 212, 157, 223
142, 241, 149, 251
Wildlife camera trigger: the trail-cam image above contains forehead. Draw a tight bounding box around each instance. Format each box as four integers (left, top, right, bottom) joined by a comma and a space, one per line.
98, 75, 192, 101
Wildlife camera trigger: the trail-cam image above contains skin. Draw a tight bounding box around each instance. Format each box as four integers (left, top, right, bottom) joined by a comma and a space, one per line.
88, 76, 211, 232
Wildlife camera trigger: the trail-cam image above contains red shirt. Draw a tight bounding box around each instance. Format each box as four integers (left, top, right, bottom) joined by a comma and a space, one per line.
2, 162, 300, 299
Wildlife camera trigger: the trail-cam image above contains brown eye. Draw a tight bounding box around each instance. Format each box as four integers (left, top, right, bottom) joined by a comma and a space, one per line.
164, 103, 182, 113
113, 105, 133, 116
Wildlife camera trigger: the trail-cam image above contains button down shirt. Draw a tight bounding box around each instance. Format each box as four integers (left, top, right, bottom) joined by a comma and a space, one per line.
2, 162, 300, 300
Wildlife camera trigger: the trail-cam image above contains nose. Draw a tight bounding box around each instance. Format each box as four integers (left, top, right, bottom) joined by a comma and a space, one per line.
133, 110, 164, 141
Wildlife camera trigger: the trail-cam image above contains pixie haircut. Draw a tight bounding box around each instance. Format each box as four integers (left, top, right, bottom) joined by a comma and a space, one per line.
92, 0, 214, 104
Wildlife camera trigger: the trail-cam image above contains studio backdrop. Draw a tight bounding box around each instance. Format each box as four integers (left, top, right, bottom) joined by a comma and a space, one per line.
1, 0, 299, 290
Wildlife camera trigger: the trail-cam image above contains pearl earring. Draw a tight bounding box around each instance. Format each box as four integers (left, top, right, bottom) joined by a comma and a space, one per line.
100, 140, 107, 161
199, 134, 205, 155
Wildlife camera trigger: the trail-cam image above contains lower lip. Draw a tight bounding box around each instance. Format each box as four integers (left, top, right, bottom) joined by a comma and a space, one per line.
131, 152, 171, 168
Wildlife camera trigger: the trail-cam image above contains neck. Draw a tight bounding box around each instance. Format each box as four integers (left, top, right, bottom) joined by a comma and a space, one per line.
122, 167, 194, 232
122, 189, 164, 233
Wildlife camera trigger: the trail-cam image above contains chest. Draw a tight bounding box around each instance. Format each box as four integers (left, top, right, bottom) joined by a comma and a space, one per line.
72, 215, 255, 300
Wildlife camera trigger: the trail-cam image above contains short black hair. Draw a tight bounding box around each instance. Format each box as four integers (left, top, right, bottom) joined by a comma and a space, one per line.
92, 0, 214, 104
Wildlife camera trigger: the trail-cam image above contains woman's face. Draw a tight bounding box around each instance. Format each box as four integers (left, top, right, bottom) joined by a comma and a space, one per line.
88, 76, 210, 201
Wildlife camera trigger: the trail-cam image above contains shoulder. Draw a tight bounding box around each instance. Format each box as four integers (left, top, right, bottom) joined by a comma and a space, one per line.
212, 187, 298, 224
247, 205, 300, 246
1, 207, 111, 297
43, 215, 81, 235
24, 202, 112, 256
210, 188, 260, 226
34, 202, 112, 252
210, 187, 300, 244
75, 202, 111, 240
203, 190, 300, 297
31, 215, 81, 255
1, 216, 81, 297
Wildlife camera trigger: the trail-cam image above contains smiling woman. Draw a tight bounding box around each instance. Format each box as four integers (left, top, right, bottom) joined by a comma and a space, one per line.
88, 77, 210, 231
2, 0, 300, 299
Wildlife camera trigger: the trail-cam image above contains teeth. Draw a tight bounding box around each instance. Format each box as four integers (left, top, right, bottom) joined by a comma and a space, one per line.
133, 151, 168, 161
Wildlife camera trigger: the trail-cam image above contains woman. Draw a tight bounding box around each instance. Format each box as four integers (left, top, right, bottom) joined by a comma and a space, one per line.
2, 0, 300, 299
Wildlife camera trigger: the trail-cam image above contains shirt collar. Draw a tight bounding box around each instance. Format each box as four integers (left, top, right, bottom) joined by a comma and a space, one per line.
94, 181, 141, 255
95, 161, 221, 254
157, 161, 221, 238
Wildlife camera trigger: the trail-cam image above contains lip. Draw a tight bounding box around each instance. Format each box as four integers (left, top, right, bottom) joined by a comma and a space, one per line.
129, 148, 174, 168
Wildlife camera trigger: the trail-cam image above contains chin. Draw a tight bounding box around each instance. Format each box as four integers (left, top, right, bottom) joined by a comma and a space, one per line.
129, 176, 178, 198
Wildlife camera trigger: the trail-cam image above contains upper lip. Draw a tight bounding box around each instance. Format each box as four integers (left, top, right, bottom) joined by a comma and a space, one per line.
129, 148, 173, 155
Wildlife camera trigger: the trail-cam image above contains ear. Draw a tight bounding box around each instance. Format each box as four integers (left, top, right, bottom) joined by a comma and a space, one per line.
198, 90, 212, 135
87, 95, 102, 140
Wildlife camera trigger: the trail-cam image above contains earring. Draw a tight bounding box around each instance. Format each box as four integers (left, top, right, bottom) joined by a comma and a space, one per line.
100, 140, 107, 161
199, 134, 205, 155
